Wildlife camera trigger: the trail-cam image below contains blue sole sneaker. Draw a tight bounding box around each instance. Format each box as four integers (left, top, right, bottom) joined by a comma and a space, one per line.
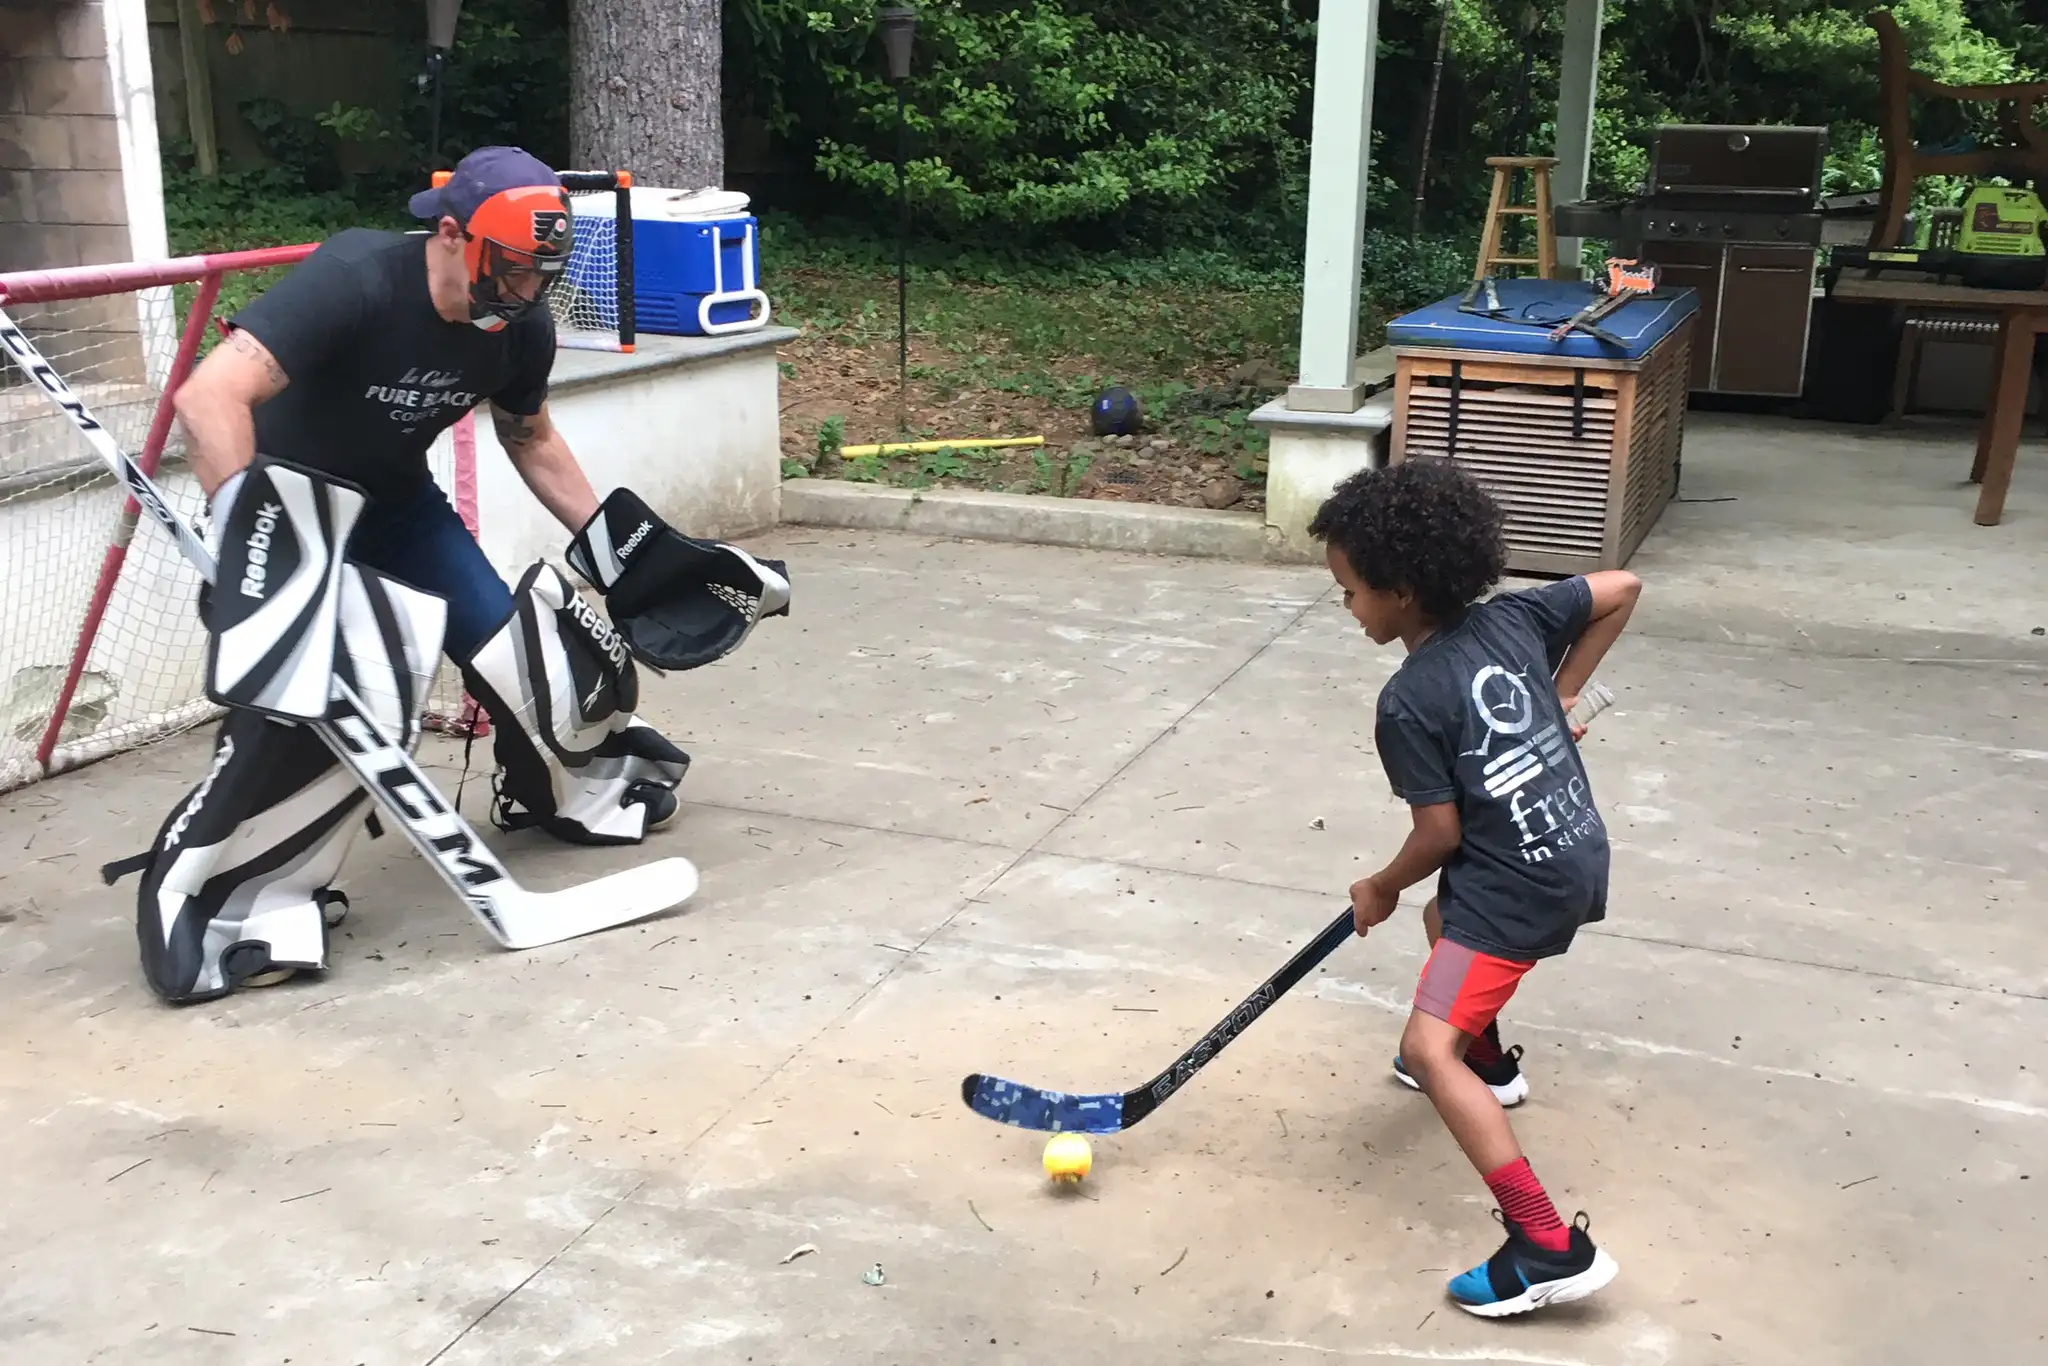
1448, 1213, 1618, 1317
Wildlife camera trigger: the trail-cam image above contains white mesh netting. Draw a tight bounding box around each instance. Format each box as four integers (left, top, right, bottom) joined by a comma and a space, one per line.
551, 190, 625, 352
0, 275, 477, 793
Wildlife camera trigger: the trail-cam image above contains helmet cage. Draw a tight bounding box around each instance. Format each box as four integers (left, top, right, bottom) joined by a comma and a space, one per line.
466, 234, 568, 323
459, 187, 574, 324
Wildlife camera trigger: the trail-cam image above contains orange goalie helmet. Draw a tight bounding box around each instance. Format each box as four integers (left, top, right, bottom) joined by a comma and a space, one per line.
410, 146, 573, 328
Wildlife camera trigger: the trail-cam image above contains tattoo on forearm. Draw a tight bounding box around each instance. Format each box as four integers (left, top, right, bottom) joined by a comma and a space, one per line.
494, 410, 540, 450
228, 330, 287, 393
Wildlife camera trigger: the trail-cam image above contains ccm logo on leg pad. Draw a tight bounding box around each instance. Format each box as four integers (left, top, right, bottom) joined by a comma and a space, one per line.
238, 501, 285, 600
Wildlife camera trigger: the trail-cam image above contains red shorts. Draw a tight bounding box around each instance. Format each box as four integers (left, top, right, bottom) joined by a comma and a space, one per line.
1413, 939, 1536, 1035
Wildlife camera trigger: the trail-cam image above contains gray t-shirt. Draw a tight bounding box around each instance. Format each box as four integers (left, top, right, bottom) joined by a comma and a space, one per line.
1374, 578, 1609, 961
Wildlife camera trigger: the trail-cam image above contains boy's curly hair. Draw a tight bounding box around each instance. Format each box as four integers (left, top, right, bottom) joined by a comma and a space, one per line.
1307, 459, 1506, 621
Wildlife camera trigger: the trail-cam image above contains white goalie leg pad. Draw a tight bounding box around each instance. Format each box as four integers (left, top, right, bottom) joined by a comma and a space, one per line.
462, 561, 690, 846
112, 564, 447, 1005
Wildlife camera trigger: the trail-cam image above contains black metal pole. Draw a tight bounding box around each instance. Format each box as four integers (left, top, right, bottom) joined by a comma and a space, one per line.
895, 83, 908, 433
1411, 0, 1451, 242
428, 49, 445, 169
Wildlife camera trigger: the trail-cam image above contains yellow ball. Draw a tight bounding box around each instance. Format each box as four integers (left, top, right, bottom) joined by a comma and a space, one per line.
1042, 1132, 1092, 1184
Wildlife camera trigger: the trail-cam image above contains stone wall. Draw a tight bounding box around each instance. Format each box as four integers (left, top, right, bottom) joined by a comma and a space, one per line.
0, 2, 130, 272
0, 1, 149, 388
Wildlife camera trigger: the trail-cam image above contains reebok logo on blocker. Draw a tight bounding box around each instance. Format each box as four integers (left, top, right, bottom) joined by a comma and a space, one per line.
239, 502, 285, 600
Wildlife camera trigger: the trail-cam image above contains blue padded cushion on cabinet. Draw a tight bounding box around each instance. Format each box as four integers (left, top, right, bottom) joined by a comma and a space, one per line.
1387, 277, 1699, 361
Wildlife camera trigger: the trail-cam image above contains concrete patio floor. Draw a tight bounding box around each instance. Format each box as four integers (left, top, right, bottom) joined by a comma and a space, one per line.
2, 412, 2045, 1366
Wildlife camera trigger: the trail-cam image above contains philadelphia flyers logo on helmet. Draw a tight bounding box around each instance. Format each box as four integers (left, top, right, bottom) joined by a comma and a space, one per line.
532, 209, 571, 253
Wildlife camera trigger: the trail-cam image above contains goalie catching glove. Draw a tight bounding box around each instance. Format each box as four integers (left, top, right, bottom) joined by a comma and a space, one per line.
565, 487, 791, 672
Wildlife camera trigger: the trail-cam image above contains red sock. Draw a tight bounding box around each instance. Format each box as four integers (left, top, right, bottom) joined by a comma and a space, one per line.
1465, 1019, 1504, 1067
1484, 1158, 1569, 1252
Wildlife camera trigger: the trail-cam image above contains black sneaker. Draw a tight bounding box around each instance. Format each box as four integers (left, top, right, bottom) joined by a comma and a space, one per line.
1392, 1043, 1529, 1107
627, 780, 679, 831
1447, 1212, 1618, 1317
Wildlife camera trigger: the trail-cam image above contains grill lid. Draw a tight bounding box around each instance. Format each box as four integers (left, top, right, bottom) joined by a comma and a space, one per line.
1648, 125, 1828, 203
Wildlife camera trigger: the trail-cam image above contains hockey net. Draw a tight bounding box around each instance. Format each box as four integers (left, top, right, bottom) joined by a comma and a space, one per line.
419, 167, 637, 354
553, 170, 636, 354
0, 246, 475, 793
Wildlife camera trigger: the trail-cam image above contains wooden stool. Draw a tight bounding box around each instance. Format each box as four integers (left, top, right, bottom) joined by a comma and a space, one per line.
1474, 156, 1559, 280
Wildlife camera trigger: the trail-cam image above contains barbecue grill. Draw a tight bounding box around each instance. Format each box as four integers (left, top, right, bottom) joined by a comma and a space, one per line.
1555, 124, 1828, 397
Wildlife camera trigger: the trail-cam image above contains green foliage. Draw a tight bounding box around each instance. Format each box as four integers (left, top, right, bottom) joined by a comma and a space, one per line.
422, 0, 572, 169
1027, 448, 1060, 494
163, 0, 2044, 317
816, 414, 847, 462
1577, 0, 2046, 203
729, 0, 1313, 241
160, 165, 391, 329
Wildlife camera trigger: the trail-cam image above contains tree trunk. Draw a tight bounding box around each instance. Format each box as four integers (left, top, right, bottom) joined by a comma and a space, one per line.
569, 0, 723, 189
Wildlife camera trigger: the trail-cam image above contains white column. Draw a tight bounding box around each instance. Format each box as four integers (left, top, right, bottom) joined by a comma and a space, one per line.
1287, 0, 1381, 414
1552, 0, 1603, 279
103, 0, 176, 389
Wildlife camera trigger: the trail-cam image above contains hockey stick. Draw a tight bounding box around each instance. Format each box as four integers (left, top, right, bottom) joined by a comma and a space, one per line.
0, 307, 697, 951
961, 907, 1357, 1134
965, 685, 1627, 1135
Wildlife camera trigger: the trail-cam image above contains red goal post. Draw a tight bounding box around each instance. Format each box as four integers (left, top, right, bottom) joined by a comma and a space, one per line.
0, 245, 314, 792
2, 197, 640, 791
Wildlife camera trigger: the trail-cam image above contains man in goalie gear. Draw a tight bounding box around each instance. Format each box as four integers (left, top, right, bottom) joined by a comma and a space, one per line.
123, 147, 788, 1001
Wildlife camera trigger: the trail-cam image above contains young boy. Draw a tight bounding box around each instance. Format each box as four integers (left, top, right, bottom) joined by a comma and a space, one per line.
1307, 458, 1640, 1317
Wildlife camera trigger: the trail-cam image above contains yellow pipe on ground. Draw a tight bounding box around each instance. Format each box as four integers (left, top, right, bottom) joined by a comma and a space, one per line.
838, 435, 1045, 458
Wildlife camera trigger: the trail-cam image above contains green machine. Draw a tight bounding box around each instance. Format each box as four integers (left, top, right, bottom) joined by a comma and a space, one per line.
1837, 183, 2048, 290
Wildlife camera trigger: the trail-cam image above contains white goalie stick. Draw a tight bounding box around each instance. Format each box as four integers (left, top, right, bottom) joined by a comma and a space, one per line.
0, 306, 697, 951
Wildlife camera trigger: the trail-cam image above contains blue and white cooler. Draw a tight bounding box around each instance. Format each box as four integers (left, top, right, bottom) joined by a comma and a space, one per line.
569, 186, 773, 340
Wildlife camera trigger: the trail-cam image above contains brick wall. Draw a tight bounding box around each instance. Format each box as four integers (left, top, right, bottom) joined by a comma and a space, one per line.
0, 1, 130, 271
0, 1, 143, 385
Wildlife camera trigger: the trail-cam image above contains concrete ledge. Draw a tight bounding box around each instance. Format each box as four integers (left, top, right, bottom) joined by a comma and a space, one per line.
1251, 392, 1395, 562
1248, 389, 1396, 436
465, 327, 796, 572
780, 481, 1271, 560
548, 326, 798, 395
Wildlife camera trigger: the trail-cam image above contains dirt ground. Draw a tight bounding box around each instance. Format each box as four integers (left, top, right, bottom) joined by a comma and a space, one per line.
773, 330, 1283, 514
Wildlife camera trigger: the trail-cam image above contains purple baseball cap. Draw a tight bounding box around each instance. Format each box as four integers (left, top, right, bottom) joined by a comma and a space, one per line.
409, 146, 561, 226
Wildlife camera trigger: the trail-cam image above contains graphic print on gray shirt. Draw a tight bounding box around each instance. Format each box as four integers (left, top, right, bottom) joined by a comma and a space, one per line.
1374, 577, 1610, 961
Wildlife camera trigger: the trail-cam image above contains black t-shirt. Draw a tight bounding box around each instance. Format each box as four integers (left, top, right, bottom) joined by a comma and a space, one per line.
229, 228, 554, 504
1374, 578, 1610, 961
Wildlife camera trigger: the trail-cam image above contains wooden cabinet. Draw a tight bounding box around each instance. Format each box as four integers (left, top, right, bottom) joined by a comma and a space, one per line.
1718, 246, 1817, 396
1652, 242, 1722, 392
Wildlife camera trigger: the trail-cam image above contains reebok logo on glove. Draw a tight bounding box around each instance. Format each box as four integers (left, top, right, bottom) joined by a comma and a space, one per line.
617, 519, 655, 563
239, 501, 285, 600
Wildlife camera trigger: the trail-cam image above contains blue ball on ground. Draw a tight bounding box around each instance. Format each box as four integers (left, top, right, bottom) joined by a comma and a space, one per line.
1091, 386, 1144, 437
